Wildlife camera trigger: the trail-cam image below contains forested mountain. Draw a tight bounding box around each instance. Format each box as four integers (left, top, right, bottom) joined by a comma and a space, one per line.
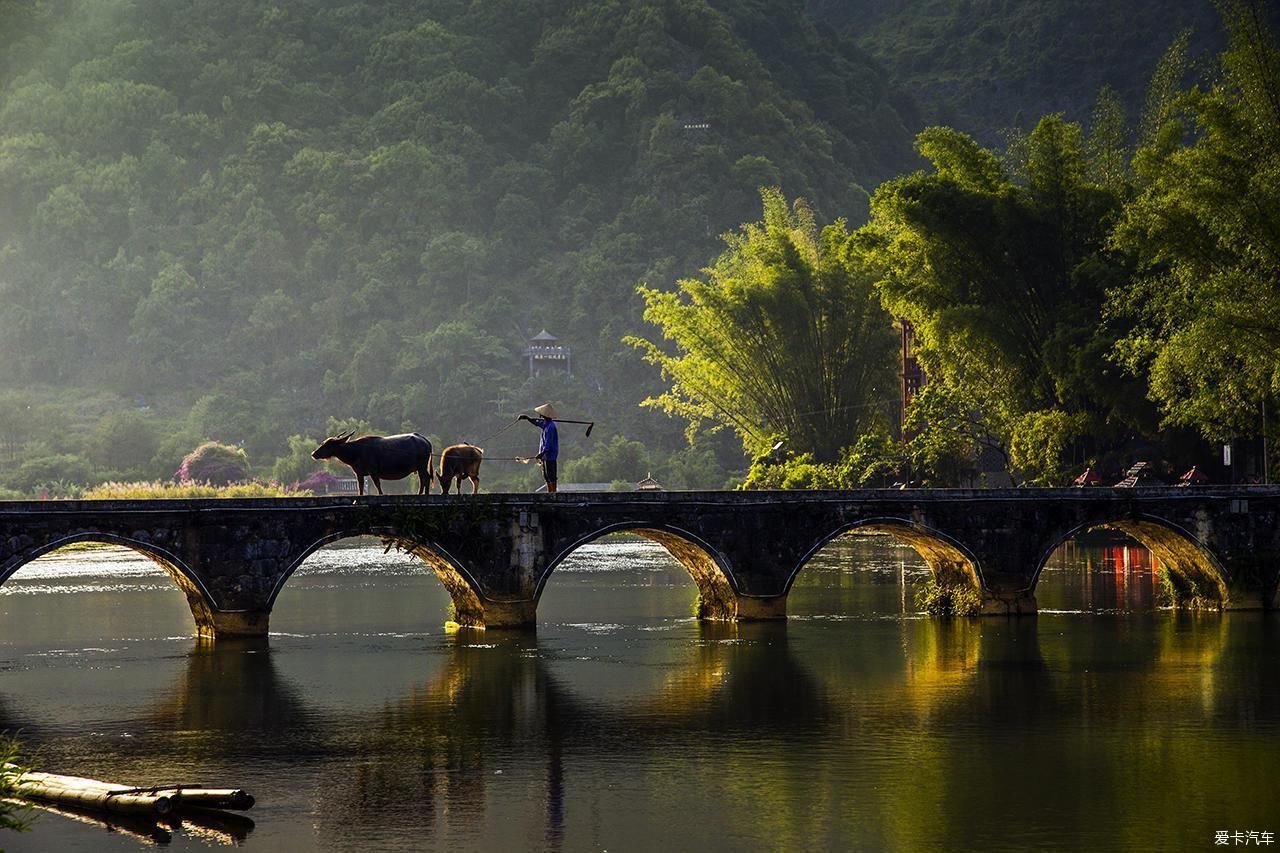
808, 0, 1233, 136
0, 0, 916, 484
0, 0, 1266, 493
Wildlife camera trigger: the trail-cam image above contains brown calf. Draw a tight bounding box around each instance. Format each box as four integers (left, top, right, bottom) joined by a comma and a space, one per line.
438, 443, 484, 495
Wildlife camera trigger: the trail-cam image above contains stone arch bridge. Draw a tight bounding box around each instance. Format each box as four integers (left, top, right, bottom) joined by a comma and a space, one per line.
2, 488, 1278, 638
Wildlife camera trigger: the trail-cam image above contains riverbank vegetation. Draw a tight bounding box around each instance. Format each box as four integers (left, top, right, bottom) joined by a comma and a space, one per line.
0, 736, 33, 836
79, 481, 303, 500
648, 1, 1280, 489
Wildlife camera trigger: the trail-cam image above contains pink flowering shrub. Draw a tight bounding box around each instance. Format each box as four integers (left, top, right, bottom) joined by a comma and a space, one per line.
293, 470, 342, 493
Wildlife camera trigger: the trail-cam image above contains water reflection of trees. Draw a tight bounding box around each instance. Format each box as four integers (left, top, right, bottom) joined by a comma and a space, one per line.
162, 617, 1273, 853
303, 624, 831, 850
4, 611, 1279, 850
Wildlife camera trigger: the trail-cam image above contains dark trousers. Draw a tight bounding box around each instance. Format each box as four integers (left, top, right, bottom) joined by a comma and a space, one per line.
541, 458, 557, 489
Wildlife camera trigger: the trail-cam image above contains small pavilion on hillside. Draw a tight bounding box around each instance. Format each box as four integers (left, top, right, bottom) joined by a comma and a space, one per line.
525, 329, 572, 379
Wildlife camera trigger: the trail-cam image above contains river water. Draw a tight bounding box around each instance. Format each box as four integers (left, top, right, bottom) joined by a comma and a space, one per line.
1, 535, 1277, 852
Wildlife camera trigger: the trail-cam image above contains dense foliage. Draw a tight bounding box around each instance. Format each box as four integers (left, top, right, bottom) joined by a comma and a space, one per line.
857, 113, 1151, 484
1110, 2, 1280, 441
809, 0, 1241, 139
630, 188, 897, 462
0, 0, 917, 493
0, 0, 1269, 494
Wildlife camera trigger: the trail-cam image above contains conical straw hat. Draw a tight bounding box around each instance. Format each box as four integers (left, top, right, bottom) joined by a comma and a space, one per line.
534, 403, 558, 419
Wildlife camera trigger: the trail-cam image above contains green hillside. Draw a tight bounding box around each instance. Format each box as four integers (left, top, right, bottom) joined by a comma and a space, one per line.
809, 0, 1230, 135
0, 0, 917, 486
1, 0, 1266, 492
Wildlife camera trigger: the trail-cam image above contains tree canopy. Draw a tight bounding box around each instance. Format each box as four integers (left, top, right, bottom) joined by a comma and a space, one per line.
0, 0, 1266, 493
1110, 1, 1280, 441
0, 0, 926, 492
858, 112, 1150, 483
630, 188, 897, 462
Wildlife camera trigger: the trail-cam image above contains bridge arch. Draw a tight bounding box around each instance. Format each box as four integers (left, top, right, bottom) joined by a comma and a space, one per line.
785, 518, 985, 600
537, 522, 742, 620
0, 532, 220, 634
271, 529, 491, 628
1030, 515, 1230, 608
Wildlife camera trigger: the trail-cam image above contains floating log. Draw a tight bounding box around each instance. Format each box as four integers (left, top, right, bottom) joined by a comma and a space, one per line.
6, 765, 254, 818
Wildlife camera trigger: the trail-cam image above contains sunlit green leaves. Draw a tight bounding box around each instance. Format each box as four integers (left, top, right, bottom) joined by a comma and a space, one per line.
862, 116, 1138, 483
1111, 2, 1280, 440
630, 188, 897, 461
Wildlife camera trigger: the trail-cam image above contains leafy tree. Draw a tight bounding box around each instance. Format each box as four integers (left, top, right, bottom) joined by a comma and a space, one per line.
7, 452, 94, 494
630, 188, 897, 462
836, 430, 907, 487
1111, 1, 1280, 442
743, 451, 844, 490
271, 434, 322, 486
394, 321, 514, 443
562, 434, 650, 484
859, 117, 1145, 483
1007, 409, 1090, 486
899, 383, 998, 487
89, 410, 160, 478
176, 441, 251, 485
127, 262, 208, 390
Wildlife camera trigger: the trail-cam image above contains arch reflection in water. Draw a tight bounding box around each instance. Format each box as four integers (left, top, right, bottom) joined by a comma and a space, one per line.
1029, 513, 1247, 615
0, 543, 197, 644
305, 622, 828, 851
786, 531, 933, 618
270, 536, 455, 635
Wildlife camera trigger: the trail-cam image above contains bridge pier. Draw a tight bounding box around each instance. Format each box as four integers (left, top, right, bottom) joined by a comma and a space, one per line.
197, 609, 271, 639
979, 589, 1038, 616
732, 594, 788, 621
460, 598, 538, 630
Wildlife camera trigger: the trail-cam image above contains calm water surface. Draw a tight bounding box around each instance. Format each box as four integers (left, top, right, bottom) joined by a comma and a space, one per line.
0, 535, 1276, 852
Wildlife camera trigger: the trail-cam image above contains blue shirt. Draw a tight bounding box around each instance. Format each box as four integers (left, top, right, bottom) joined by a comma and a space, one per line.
536, 418, 559, 461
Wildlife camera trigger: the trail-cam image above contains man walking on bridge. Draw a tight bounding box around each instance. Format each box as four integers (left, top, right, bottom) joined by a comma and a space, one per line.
519, 403, 559, 493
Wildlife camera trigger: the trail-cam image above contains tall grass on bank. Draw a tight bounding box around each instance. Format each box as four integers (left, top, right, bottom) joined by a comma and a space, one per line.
1, 735, 34, 835
80, 481, 308, 499
914, 577, 983, 616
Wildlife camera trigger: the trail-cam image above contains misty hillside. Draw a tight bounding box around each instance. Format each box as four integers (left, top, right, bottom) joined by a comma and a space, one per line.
0, 0, 1257, 490
0, 0, 916, 470
808, 0, 1232, 135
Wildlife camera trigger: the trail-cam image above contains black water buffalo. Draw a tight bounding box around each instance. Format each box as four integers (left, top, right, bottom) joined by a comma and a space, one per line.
438, 443, 484, 495
311, 431, 433, 496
